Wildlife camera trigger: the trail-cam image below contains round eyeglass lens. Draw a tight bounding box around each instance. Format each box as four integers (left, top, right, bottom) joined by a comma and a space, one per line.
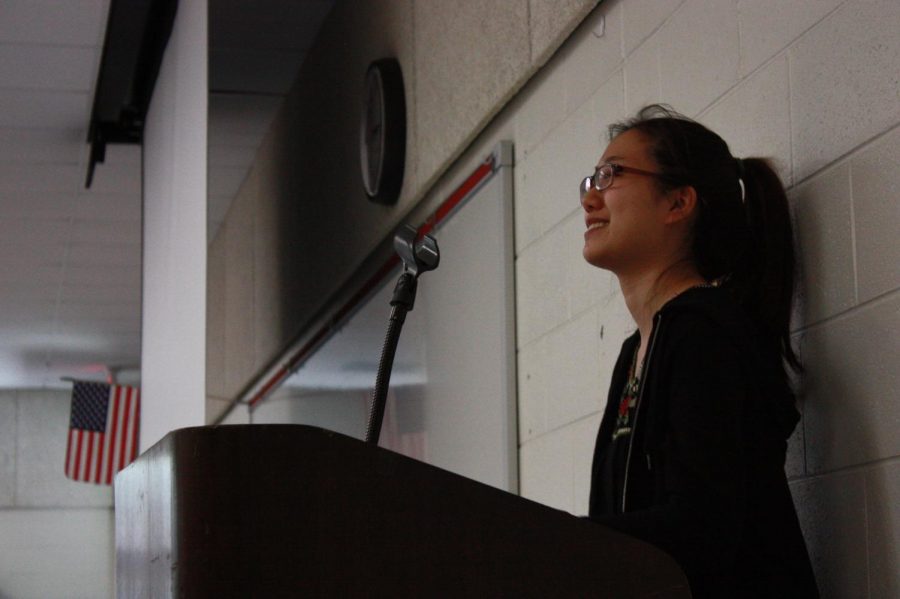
580, 176, 593, 200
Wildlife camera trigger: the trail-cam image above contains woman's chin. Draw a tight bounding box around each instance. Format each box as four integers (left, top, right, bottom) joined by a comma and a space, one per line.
583, 246, 614, 270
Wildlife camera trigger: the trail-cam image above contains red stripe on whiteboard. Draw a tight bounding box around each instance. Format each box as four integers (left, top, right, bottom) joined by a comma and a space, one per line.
248, 154, 496, 409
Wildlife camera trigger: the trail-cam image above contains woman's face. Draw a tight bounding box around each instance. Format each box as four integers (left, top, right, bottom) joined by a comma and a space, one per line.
581, 129, 674, 273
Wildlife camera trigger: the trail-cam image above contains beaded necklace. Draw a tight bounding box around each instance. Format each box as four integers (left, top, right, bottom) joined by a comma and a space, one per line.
609, 283, 714, 442
612, 344, 641, 441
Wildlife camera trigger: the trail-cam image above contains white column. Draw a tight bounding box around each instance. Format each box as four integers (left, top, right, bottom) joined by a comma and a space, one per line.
140, 0, 208, 451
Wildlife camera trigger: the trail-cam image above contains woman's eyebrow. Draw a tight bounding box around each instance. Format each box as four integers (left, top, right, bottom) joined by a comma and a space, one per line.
600, 155, 624, 164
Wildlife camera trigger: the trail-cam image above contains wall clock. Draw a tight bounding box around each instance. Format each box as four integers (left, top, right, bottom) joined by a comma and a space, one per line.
359, 58, 406, 205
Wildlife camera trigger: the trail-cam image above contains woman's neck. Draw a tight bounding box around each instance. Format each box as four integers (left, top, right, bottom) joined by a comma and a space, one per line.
618, 261, 707, 345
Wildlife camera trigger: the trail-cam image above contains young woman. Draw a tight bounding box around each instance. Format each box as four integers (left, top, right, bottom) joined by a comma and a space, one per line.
582, 106, 818, 597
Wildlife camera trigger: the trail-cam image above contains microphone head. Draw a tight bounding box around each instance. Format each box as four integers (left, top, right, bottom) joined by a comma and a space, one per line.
393, 224, 439, 277
414, 235, 439, 273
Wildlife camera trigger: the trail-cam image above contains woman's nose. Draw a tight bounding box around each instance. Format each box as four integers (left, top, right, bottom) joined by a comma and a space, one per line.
580, 185, 604, 210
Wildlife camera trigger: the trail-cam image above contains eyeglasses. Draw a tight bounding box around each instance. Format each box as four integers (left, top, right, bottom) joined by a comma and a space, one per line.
580, 163, 666, 203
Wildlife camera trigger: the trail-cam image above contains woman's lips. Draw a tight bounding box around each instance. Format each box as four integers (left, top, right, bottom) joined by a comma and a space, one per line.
584, 220, 609, 239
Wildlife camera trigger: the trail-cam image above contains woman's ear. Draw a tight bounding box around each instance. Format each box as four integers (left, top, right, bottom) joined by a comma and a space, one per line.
664, 186, 698, 224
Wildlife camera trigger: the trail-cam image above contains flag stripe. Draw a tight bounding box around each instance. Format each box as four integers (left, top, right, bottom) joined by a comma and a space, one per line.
130, 391, 140, 463
64, 428, 73, 478
83, 430, 94, 479
73, 429, 84, 480
104, 386, 122, 485
93, 420, 106, 484
117, 388, 133, 475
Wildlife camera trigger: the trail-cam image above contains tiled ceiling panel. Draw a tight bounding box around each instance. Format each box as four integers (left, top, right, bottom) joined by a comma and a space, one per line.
0, 44, 98, 91
0, 89, 90, 129
0, 0, 107, 45
0, 0, 334, 388
0, 128, 83, 164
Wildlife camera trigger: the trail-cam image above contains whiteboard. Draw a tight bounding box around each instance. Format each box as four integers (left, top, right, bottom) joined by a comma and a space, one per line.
254, 142, 517, 492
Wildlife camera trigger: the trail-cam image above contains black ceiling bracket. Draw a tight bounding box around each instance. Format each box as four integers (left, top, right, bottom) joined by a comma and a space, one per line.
85, 0, 179, 188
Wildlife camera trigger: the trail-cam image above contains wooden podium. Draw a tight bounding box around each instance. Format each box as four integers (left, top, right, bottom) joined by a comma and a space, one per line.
115, 425, 690, 597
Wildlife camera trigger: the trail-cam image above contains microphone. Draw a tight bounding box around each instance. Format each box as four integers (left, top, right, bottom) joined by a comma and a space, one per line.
365, 225, 440, 445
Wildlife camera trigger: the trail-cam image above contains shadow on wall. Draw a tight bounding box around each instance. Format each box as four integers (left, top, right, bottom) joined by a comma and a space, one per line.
262, 3, 402, 358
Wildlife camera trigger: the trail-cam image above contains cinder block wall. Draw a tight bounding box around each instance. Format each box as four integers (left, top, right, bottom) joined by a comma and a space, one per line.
209, 0, 899, 595
205, 0, 601, 417
0, 390, 114, 598
507, 0, 900, 596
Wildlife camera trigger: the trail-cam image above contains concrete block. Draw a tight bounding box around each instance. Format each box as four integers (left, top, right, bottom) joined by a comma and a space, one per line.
657, 0, 740, 116
517, 340, 548, 442
513, 155, 543, 253
415, 0, 530, 186
529, 0, 600, 66
802, 293, 900, 474
789, 0, 900, 181
0, 508, 114, 599
621, 0, 683, 56
520, 425, 576, 512
595, 289, 636, 382
560, 2, 624, 116
623, 34, 660, 115
784, 394, 806, 480
851, 125, 900, 303
736, 0, 843, 76
563, 210, 616, 319
792, 163, 856, 327
866, 460, 900, 599
790, 470, 869, 598
513, 97, 598, 252
540, 309, 604, 434
784, 426, 805, 480
572, 412, 603, 516
514, 56, 568, 163
0, 391, 15, 506
15, 390, 112, 507
700, 54, 792, 185
515, 229, 572, 346
788, 197, 807, 333
593, 68, 626, 135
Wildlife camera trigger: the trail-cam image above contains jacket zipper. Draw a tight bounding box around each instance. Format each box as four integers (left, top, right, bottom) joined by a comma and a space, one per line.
621, 313, 663, 513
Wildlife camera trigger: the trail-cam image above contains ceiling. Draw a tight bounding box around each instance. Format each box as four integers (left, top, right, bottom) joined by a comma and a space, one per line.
0, 0, 333, 389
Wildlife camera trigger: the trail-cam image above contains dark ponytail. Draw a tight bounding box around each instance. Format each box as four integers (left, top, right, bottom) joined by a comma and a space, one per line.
735, 158, 801, 372
609, 105, 800, 372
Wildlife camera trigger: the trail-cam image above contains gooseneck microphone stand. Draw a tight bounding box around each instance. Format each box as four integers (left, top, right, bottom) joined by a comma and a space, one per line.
365, 225, 440, 445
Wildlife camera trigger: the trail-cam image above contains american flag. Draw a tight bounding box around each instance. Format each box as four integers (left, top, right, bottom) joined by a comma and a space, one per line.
65, 381, 140, 485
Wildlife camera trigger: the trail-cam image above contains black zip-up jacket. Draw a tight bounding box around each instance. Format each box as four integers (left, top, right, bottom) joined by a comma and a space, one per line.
589, 287, 818, 598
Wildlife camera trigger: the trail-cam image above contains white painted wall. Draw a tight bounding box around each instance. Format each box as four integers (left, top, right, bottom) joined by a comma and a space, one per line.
141, 0, 208, 451
0, 390, 114, 599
